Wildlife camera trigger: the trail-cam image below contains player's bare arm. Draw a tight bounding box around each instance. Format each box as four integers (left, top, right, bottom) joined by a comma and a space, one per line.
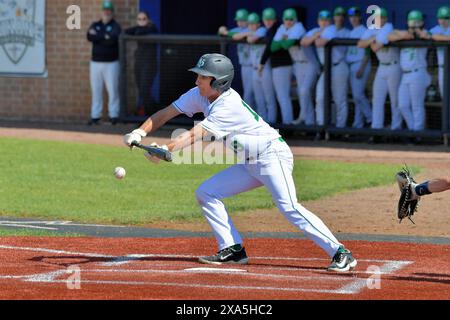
166, 124, 209, 152
357, 36, 375, 48
301, 31, 320, 46
388, 30, 413, 42
432, 33, 450, 41
356, 54, 370, 78
370, 40, 384, 52
314, 36, 328, 47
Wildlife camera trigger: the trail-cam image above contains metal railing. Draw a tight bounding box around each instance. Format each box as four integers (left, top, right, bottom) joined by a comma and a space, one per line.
119, 34, 450, 145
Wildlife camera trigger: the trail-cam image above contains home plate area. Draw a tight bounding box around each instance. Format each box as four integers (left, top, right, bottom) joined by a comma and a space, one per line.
0, 237, 449, 299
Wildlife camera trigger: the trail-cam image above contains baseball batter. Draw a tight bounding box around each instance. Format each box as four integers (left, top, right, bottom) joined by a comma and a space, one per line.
270, 8, 305, 124
315, 7, 350, 129
358, 8, 403, 136
430, 6, 450, 99
346, 7, 372, 129
218, 9, 255, 107
389, 10, 431, 131
123, 53, 357, 272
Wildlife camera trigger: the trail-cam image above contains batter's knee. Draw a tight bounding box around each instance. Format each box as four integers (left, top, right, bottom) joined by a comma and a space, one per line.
195, 185, 210, 204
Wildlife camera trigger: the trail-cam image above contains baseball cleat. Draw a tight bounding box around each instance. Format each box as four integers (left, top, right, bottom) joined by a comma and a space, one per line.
327, 247, 357, 272
198, 245, 249, 265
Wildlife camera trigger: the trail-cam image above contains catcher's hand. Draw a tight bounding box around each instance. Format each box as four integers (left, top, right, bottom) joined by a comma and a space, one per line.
395, 166, 420, 224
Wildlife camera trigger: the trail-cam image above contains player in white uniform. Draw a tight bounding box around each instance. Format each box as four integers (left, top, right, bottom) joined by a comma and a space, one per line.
389, 10, 431, 132
218, 9, 255, 108
430, 6, 450, 99
315, 7, 350, 129
234, 12, 277, 123
346, 7, 372, 129
358, 8, 402, 142
123, 53, 357, 272
290, 15, 321, 126
271, 8, 304, 124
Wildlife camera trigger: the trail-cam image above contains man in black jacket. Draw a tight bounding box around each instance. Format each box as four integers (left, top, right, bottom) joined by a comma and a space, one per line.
87, 1, 122, 125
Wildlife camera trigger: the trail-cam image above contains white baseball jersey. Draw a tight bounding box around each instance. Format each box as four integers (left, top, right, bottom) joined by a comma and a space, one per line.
272, 22, 307, 62
346, 25, 367, 63
230, 27, 252, 66
299, 28, 321, 64
400, 39, 428, 71
249, 27, 267, 68
430, 25, 450, 66
173, 87, 280, 159
361, 23, 399, 64
317, 25, 350, 65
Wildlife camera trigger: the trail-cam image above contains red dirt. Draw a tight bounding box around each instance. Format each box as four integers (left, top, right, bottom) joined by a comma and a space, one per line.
0, 237, 448, 300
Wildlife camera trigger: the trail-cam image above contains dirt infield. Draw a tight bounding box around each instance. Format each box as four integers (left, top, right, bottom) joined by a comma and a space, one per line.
1, 123, 448, 238
0, 237, 449, 300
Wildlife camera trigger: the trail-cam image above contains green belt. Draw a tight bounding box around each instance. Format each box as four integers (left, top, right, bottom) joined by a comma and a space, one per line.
380, 61, 398, 66
403, 68, 419, 74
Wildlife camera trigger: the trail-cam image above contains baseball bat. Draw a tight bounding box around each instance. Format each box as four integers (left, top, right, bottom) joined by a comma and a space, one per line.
130, 141, 173, 162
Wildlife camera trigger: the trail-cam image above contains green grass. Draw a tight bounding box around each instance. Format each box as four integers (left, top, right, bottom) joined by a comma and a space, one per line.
0, 137, 410, 226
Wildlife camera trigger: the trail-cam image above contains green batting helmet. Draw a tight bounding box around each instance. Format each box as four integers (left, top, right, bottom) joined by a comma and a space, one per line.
262, 8, 276, 20
235, 9, 249, 21
334, 6, 346, 16
375, 7, 388, 18
283, 8, 297, 21
318, 10, 332, 20
248, 13, 260, 24
437, 6, 450, 19
408, 10, 424, 21
189, 54, 234, 93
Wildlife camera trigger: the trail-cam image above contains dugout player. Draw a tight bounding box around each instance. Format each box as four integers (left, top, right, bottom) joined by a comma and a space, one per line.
125, 11, 159, 116
123, 53, 357, 272
430, 6, 450, 99
218, 9, 255, 108
315, 7, 350, 132
389, 10, 431, 132
87, 1, 122, 125
358, 8, 402, 143
346, 7, 372, 129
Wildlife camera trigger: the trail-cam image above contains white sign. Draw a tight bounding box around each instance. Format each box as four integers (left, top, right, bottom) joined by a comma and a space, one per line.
0, 0, 46, 76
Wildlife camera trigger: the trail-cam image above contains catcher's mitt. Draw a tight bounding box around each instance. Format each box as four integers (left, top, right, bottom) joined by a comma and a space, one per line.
395, 166, 420, 224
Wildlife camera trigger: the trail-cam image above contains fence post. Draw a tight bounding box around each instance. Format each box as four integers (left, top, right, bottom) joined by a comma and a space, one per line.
443, 44, 449, 147
324, 41, 332, 139
119, 36, 127, 121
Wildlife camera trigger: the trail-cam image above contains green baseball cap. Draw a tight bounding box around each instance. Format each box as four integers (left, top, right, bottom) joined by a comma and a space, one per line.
248, 12, 260, 24
375, 7, 388, 18
102, 1, 114, 11
283, 8, 297, 21
334, 6, 346, 16
262, 7, 276, 20
408, 10, 423, 21
437, 6, 450, 19
318, 10, 332, 20
235, 9, 249, 21
348, 6, 361, 16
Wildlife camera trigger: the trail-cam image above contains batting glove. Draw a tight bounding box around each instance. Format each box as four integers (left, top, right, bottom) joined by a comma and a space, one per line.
123, 129, 147, 147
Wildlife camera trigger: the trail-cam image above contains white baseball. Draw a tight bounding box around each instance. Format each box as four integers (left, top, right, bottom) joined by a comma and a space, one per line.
114, 167, 126, 180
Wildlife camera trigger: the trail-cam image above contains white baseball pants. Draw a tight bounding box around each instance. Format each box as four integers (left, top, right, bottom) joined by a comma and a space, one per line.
272, 66, 294, 124
252, 63, 278, 123
398, 68, 431, 131
371, 64, 402, 130
349, 61, 372, 128
316, 62, 350, 127
90, 61, 120, 119
195, 139, 343, 258
293, 62, 319, 125
241, 65, 255, 108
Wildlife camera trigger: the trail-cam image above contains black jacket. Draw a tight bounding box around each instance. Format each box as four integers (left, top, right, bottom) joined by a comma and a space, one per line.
260, 21, 292, 68
87, 19, 122, 62
124, 24, 158, 61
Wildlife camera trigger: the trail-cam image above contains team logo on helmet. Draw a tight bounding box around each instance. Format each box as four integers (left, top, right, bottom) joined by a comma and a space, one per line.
197, 56, 206, 68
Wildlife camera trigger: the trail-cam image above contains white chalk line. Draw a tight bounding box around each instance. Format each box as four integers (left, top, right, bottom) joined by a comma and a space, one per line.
0, 223, 58, 230
0, 244, 415, 295
335, 261, 414, 294
0, 220, 127, 228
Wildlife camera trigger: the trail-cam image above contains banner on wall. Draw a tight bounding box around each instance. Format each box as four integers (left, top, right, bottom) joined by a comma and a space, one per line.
0, 0, 46, 77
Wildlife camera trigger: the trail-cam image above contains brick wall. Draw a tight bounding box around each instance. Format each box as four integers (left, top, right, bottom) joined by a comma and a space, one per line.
0, 0, 138, 123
